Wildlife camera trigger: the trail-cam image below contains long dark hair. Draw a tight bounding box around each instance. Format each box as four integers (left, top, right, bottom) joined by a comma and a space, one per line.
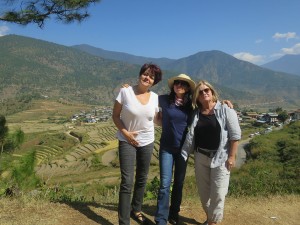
169, 88, 193, 111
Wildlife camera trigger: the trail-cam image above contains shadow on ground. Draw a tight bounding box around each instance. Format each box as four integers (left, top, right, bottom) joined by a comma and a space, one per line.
65, 201, 117, 225
61, 201, 202, 225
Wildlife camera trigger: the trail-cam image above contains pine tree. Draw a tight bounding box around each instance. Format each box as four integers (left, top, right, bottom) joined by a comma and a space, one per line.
0, 0, 101, 28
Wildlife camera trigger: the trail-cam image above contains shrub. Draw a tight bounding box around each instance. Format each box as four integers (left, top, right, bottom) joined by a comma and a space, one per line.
1, 151, 41, 194
91, 153, 102, 168
144, 176, 160, 200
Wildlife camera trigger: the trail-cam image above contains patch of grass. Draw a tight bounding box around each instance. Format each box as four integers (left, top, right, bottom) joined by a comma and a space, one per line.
230, 121, 300, 196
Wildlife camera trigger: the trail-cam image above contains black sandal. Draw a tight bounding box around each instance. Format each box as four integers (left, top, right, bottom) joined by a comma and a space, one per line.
130, 211, 147, 224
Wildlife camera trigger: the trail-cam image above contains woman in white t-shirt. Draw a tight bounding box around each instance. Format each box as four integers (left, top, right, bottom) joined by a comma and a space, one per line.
112, 63, 162, 225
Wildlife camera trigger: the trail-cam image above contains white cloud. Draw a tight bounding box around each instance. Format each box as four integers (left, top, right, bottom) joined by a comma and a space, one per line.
0, 25, 9, 36
255, 39, 263, 44
272, 32, 297, 41
233, 52, 265, 64
281, 43, 300, 54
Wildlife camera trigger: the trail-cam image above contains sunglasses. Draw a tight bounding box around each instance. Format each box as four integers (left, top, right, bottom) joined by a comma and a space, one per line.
174, 80, 189, 87
199, 88, 210, 95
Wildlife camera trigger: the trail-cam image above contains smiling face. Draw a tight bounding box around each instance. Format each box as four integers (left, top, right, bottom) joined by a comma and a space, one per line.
197, 84, 212, 104
139, 68, 155, 88
192, 80, 219, 109
138, 63, 162, 86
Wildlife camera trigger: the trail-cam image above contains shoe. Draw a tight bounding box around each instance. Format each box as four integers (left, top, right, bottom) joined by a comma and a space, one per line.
168, 218, 178, 225
130, 210, 147, 224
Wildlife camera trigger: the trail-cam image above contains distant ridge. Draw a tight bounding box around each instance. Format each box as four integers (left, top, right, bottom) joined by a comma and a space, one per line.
0, 34, 299, 109
72, 44, 174, 66
262, 54, 300, 76
72, 43, 300, 108
0, 35, 143, 105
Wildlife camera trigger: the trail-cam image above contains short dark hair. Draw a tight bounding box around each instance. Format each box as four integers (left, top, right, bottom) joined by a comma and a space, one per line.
139, 63, 162, 86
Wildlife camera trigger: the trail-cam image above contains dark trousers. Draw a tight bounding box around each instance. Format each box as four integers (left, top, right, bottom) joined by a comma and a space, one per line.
118, 141, 154, 225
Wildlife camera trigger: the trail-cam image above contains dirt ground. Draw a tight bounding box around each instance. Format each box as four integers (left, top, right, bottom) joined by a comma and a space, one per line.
0, 195, 299, 225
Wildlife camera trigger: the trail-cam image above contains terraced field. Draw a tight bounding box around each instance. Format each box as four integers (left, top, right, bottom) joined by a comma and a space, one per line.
4, 99, 164, 185
33, 124, 162, 184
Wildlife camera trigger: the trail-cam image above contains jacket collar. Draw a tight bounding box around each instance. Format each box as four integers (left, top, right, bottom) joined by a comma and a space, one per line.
214, 101, 222, 110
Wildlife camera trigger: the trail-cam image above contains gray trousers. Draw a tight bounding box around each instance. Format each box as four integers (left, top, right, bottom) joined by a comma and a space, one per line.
194, 152, 230, 223
118, 141, 154, 225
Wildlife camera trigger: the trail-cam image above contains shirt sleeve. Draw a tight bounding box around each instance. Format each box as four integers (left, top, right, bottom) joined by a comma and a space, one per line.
181, 110, 198, 161
225, 106, 241, 141
116, 88, 125, 104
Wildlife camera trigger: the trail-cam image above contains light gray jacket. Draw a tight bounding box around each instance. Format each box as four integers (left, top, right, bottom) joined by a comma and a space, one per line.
181, 101, 241, 168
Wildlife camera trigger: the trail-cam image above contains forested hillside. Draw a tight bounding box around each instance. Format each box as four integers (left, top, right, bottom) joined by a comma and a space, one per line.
73, 44, 300, 108
0, 35, 156, 105
1, 35, 300, 109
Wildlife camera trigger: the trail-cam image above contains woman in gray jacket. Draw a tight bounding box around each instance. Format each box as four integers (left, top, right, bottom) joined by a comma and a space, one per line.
181, 80, 241, 225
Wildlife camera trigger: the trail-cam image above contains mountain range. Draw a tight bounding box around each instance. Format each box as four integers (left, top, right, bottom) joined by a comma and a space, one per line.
1, 34, 300, 109
262, 54, 300, 76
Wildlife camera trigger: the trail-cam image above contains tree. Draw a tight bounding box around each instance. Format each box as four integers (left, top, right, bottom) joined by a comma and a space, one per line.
11, 128, 25, 151
278, 111, 289, 123
0, 115, 9, 154
275, 107, 283, 113
0, 0, 101, 28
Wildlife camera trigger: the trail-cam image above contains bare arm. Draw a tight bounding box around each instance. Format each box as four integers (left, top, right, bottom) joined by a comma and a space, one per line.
154, 109, 162, 126
112, 100, 138, 146
226, 140, 239, 171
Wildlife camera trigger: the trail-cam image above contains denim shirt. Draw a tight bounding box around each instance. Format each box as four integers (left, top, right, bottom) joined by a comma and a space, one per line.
181, 101, 241, 168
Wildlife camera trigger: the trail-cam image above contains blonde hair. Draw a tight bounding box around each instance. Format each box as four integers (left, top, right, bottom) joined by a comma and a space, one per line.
192, 80, 219, 109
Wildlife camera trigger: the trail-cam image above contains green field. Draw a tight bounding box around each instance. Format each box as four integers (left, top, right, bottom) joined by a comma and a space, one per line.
1, 99, 299, 203
2, 100, 169, 192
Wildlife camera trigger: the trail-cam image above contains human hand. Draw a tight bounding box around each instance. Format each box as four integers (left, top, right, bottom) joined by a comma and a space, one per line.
124, 131, 139, 146
121, 84, 130, 88
226, 157, 235, 171
222, 100, 233, 109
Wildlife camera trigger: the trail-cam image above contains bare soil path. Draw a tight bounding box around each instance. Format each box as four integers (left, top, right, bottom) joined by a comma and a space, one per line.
0, 195, 299, 225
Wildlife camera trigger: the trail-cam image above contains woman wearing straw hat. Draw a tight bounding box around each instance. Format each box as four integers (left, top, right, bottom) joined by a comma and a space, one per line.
154, 74, 196, 225
120, 73, 195, 225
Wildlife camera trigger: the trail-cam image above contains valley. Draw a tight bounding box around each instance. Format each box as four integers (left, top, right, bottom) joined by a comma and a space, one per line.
0, 99, 299, 225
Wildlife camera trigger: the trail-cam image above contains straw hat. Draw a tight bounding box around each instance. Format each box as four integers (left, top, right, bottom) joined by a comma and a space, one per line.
168, 74, 196, 92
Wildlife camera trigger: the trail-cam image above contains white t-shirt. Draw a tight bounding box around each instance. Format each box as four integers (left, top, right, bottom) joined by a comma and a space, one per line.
115, 86, 159, 147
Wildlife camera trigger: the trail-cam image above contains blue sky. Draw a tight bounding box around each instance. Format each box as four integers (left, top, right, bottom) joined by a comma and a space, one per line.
1, 0, 300, 65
